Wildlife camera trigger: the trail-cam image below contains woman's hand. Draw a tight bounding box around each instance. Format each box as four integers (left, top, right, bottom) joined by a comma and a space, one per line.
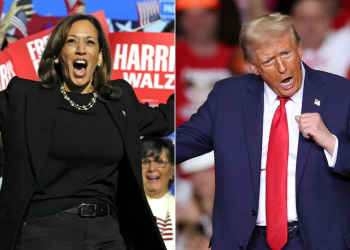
1, 0, 34, 32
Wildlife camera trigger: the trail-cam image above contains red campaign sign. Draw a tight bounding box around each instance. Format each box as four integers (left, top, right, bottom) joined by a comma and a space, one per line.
0, 48, 16, 91
91, 10, 109, 37
110, 32, 174, 104
0, 1, 4, 18
7, 10, 109, 81
7, 27, 53, 80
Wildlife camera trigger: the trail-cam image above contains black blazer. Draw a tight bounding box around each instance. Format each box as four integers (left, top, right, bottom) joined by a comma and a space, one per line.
0, 77, 174, 250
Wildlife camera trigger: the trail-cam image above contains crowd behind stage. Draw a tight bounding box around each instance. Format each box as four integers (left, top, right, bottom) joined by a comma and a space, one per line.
176, 0, 350, 249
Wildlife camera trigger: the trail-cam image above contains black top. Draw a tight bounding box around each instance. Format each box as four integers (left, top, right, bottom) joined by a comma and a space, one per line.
0, 77, 173, 250
24, 91, 124, 220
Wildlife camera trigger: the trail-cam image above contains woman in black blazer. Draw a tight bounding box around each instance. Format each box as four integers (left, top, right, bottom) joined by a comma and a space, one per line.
0, 15, 173, 250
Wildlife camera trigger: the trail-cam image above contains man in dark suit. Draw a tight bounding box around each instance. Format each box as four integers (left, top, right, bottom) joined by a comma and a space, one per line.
176, 13, 350, 250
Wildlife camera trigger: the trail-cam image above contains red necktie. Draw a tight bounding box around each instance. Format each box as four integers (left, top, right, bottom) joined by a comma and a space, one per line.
266, 96, 290, 250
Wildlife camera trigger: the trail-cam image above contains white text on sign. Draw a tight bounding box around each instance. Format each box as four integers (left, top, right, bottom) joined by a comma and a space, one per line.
113, 44, 175, 89
114, 44, 175, 72
123, 73, 174, 89
0, 61, 16, 91
26, 35, 51, 73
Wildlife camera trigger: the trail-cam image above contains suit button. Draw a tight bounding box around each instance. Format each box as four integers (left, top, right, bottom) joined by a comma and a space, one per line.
238, 247, 244, 250
251, 210, 257, 216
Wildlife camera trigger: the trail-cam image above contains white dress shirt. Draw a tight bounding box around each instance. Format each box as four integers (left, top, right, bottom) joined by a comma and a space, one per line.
256, 64, 338, 226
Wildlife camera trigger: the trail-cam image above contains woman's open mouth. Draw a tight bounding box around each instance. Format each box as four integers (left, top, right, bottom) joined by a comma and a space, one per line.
73, 59, 87, 76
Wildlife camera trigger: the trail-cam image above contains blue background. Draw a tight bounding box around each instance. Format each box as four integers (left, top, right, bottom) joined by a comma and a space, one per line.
3, 0, 174, 20
3, 0, 142, 20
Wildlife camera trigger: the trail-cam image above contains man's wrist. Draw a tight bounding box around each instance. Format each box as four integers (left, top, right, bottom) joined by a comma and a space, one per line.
324, 134, 336, 155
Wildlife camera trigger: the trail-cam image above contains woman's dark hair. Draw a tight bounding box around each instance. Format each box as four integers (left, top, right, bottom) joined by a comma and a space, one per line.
141, 136, 174, 189
38, 14, 121, 100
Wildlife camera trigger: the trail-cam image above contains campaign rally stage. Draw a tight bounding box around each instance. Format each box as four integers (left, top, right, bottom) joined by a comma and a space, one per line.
1, 10, 174, 105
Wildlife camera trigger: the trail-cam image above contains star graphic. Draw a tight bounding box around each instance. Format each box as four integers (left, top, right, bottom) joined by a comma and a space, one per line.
115, 21, 133, 32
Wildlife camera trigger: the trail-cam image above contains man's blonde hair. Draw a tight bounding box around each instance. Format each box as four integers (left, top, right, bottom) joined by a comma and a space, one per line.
239, 13, 300, 62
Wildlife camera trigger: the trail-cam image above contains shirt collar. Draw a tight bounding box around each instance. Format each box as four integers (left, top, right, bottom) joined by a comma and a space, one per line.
264, 63, 305, 108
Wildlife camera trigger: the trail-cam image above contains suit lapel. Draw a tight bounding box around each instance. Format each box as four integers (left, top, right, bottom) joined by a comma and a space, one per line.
104, 101, 142, 180
242, 77, 264, 206
26, 84, 61, 181
295, 63, 327, 193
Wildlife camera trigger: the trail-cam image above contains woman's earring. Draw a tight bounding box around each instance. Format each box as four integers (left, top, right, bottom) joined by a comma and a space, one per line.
54, 59, 59, 64
97, 63, 101, 67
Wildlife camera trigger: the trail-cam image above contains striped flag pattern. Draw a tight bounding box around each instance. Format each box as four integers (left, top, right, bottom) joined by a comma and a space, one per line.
136, 0, 161, 27
9, 10, 27, 37
147, 193, 175, 249
156, 212, 173, 241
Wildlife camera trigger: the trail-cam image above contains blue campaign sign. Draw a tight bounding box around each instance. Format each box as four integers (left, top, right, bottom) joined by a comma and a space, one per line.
159, 0, 174, 20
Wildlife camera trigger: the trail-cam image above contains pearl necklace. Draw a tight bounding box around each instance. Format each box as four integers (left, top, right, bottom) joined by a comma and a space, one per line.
60, 86, 97, 111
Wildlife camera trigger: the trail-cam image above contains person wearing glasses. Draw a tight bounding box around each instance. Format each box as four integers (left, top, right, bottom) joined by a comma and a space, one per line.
141, 136, 175, 250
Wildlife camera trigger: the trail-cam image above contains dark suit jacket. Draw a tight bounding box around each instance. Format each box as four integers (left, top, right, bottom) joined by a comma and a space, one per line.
0, 77, 174, 250
176, 63, 350, 250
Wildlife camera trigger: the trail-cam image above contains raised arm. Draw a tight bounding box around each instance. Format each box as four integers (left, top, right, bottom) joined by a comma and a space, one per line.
118, 79, 174, 137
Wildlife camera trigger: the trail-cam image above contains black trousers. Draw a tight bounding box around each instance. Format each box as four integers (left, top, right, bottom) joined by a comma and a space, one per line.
15, 212, 126, 250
